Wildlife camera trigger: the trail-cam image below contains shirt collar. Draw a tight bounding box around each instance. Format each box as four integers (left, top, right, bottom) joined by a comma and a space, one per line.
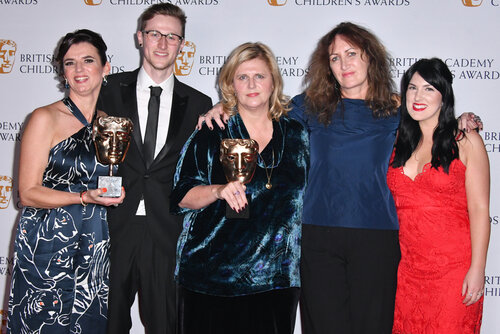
137, 67, 174, 94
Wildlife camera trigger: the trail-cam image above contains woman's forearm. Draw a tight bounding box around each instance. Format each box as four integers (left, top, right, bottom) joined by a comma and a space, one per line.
178, 184, 223, 210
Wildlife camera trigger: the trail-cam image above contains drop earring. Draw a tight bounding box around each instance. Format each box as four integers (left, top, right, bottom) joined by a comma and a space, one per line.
103, 76, 108, 86
64, 78, 69, 89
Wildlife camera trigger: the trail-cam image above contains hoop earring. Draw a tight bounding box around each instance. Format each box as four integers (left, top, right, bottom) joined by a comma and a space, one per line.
64, 78, 69, 89
103, 76, 108, 86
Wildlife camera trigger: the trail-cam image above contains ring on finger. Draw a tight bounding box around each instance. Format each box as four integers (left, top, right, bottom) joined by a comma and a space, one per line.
234, 191, 240, 196
469, 293, 473, 297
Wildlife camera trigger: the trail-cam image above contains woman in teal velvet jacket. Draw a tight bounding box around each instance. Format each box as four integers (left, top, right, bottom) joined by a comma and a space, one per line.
171, 42, 309, 334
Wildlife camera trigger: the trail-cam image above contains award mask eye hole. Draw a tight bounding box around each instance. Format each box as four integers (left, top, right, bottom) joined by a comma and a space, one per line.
99, 131, 113, 139
242, 154, 255, 163
116, 132, 130, 140
226, 155, 236, 162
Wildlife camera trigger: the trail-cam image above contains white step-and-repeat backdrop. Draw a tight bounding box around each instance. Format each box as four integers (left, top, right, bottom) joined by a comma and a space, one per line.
1, 0, 499, 333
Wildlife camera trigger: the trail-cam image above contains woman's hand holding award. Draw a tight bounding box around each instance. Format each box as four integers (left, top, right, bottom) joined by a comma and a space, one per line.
220, 138, 258, 218
93, 116, 133, 197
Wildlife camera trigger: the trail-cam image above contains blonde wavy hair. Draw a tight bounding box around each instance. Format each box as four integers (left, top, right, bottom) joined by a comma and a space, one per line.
218, 42, 289, 121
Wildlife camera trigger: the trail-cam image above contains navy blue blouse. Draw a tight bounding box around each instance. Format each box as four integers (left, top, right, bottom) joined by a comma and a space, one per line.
289, 93, 399, 230
171, 114, 309, 296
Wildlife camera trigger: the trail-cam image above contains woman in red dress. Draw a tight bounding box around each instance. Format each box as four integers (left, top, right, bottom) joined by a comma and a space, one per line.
387, 58, 490, 333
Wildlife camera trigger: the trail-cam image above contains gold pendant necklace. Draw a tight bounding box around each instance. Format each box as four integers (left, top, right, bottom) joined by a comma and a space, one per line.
258, 149, 274, 190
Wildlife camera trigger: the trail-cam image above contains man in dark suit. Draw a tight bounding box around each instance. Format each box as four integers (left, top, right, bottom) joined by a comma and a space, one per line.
98, 4, 212, 333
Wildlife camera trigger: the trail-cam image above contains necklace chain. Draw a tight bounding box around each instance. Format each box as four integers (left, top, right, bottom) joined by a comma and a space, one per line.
258, 149, 274, 190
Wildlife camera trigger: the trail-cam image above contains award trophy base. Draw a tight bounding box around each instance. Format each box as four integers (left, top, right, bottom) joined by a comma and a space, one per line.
226, 201, 250, 219
98, 176, 122, 198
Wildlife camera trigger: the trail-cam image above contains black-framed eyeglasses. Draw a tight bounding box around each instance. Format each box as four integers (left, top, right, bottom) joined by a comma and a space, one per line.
142, 30, 184, 45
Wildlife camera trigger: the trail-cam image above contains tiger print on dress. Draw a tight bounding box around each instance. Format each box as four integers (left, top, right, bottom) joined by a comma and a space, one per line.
71, 235, 110, 333
10, 288, 62, 334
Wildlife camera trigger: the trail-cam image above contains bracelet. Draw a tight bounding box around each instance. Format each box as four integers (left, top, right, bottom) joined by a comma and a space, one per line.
212, 186, 222, 200
80, 190, 88, 207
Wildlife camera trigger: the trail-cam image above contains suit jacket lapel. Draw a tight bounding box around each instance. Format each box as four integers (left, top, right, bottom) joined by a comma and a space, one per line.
120, 71, 144, 160
154, 78, 188, 164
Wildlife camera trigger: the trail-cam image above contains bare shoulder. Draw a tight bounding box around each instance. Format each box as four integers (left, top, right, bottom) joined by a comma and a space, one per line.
458, 130, 485, 150
26, 101, 64, 129
22, 101, 69, 149
458, 130, 487, 166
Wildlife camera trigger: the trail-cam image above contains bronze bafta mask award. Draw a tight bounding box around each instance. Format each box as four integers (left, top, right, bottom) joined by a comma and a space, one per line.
220, 139, 259, 218
93, 116, 133, 197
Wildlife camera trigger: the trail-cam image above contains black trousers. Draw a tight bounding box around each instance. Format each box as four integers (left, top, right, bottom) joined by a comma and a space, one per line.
106, 216, 177, 334
178, 286, 300, 334
300, 225, 400, 334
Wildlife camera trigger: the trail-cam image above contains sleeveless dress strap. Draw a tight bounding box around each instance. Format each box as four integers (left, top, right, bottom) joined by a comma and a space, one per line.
62, 97, 92, 126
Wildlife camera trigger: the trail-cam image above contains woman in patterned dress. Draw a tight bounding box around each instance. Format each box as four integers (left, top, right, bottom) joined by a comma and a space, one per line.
7, 29, 124, 334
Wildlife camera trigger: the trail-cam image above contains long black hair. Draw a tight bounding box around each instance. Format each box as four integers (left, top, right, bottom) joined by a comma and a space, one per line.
392, 58, 459, 173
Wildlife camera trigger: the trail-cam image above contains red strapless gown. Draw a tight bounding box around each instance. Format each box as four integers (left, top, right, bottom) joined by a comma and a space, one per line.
387, 159, 483, 334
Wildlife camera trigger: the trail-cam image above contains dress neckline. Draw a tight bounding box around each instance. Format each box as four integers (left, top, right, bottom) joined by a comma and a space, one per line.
400, 162, 432, 182
226, 113, 284, 168
399, 159, 466, 182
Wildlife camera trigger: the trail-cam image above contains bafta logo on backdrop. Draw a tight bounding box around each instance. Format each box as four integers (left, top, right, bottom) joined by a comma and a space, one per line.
0, 40, 17, 74
175, 41, 196, 76
84, 0, 102, 5
0, 176, 13, 209
268, 0, 287, 5
462, 0, 482, 6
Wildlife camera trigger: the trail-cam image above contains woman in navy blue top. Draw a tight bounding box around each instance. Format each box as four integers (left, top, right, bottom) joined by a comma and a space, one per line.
291, 22, 401, 334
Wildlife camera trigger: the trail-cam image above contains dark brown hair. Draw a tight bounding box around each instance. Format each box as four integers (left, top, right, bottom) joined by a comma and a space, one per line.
55, 29, 107, 76
305, 22, 398, 125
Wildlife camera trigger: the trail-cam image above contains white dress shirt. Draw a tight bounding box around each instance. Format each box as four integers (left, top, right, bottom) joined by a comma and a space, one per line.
135, 67, 174, 215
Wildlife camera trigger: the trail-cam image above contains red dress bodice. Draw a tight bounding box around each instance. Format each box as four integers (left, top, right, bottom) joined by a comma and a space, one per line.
387, 159, 482, 334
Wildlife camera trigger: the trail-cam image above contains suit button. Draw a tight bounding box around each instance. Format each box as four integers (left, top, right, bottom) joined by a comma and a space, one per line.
144, 174, 150, 179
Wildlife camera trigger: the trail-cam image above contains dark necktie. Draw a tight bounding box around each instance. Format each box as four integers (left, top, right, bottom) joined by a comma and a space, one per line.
143, 86, 162, 169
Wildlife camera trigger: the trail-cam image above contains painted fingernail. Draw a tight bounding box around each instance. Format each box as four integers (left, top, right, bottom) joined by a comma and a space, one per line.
102, 188, 107, 193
